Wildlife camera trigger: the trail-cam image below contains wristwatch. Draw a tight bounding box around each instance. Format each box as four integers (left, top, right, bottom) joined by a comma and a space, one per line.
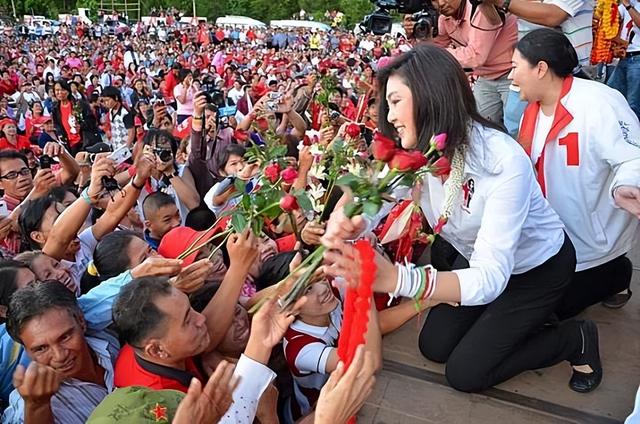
167, 171, 179, 179
626, 4, 633, 10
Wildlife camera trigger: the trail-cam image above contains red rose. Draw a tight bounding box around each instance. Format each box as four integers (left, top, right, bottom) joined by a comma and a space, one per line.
233, 129, 249, 142
280, 167, 298, 185
390, 150, 428, 172
303, 135, 313, 146
345, 123, 361, 139
431, 133, 447, 151
431, 156, 451, 177
255, 117, 269, 132
371, 132, 397, 162
264, 163, 281, 184
279, 194, 299, 212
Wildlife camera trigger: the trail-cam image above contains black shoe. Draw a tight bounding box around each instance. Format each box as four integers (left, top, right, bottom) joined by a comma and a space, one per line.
569, 320, 602, 393
601, 288, 632, 309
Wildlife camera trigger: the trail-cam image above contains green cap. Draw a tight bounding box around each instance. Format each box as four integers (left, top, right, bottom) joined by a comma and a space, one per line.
87, 386, 185, 423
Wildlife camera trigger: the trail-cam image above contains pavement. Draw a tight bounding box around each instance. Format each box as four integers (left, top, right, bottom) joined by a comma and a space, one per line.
359, 244, 640, 423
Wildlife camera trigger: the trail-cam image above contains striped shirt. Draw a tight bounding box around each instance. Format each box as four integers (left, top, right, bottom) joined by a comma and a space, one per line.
517, 0, 594, 65
2, 331, 119, 424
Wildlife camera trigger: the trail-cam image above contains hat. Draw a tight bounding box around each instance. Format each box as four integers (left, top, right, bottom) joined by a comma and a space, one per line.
158, 220, 229, 266
252, 83, 269, 99
85, 142, 112, 154
86, 386, 184, 424
0, 118, 16, 130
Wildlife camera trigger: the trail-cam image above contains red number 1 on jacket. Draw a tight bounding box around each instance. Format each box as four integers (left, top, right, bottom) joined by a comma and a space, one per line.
559, 133, 580, 166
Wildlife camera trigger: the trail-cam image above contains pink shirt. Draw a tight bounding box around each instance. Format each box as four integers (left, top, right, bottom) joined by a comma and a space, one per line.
434, 2, 517, 80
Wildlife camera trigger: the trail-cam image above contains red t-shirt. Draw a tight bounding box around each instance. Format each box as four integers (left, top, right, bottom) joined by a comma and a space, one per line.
114, 344, 205, 393
59, 101, 82, 147
0, 135, 31, 151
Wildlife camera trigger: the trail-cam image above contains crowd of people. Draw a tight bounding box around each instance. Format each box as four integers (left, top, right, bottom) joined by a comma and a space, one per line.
0, 0, 638, 422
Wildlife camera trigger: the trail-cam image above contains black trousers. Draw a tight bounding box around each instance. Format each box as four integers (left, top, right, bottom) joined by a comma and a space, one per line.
555, 254, 633, 320
419, 235, 583, 392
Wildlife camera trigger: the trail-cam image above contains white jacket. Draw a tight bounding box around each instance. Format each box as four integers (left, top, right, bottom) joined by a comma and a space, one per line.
421, 123, 566, 305
519, 76, 640, 271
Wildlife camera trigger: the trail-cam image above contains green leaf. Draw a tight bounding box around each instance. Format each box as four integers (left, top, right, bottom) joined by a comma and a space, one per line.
336, 174, 360, 191
343, 202, 360, 219
231, 213, 248, 233
234, 178, 247, 194
295, 193, 314, 212
363, 200, 381, 217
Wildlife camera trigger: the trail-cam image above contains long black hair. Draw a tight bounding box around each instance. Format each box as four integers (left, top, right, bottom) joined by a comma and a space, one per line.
377, 44, 503, 159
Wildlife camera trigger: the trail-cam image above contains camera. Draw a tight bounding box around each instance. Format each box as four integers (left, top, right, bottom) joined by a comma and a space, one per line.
153, 148, 173, 163
197, 87, 226, 109
360, 0, 438, 38
101, 176, 120, 192
39, 154, 53, 169
411, 11, 439, 39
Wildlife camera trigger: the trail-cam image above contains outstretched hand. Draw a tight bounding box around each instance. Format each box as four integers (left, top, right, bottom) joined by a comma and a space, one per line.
172, 360, 239, 424
314, 345, 376, 424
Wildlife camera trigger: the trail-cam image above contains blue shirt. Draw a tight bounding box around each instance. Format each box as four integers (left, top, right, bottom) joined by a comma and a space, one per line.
0, 270, 133, 407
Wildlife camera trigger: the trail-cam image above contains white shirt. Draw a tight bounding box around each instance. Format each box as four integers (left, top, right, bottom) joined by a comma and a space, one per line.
419, 124, 565, 306
530, 110, 554, 164
619, 0, 640, 52
517, 0, 593, 65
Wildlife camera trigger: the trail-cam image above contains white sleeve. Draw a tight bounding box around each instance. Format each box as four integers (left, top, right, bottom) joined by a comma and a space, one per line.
453, 153, 533, 306
218, 354, 276, 424
544, 0, 586, 16
589, 91, 640, 204
295, 343, 336, 375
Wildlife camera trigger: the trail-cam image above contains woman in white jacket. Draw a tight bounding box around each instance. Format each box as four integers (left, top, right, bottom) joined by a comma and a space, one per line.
322, 44, 602, 394
512, 29, 640, 318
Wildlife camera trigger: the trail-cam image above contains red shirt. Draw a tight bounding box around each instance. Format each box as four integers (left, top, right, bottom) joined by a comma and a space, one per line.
164, 72, 178, 101
0, 135, 31, 151
59, 102, 81, 147
114, 344, 205, 393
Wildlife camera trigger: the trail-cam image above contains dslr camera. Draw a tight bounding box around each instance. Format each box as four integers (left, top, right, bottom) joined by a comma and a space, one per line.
360, 0, 438, 38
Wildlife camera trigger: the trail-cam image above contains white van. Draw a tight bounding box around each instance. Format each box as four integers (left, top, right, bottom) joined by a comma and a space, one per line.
270, 20, 331, 32
215, 16, 266, 28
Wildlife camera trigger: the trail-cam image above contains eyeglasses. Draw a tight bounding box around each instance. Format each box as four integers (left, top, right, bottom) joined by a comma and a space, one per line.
0, 167, 31, 180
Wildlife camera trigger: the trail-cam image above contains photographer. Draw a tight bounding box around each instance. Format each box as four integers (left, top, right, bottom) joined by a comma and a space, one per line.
431, 0, 518, 126
189, 92, 236, 199
482, 0, 593, 137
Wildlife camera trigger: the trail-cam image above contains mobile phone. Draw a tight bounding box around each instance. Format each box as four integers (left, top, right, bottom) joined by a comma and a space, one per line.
109, 145, 132, 166
0, 199, 9, 218
39, 154, 53, 169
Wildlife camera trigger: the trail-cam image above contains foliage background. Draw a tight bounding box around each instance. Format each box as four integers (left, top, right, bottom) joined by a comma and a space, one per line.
0, 0, 375, 28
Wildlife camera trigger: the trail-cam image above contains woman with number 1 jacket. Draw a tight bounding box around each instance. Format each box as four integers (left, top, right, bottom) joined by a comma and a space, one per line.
513, 29, 640, 318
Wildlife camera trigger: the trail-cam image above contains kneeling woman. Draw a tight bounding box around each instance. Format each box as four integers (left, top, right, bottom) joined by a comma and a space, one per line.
513, 29, 640, 318
323, 44, 602, 393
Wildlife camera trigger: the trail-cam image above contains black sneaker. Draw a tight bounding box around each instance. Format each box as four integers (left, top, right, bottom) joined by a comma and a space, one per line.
601, 288, 632, 309
569, 320, 602, 393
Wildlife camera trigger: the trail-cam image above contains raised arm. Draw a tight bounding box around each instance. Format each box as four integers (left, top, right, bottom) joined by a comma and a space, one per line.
202, 230, 259, 352
42, 142, 80, 186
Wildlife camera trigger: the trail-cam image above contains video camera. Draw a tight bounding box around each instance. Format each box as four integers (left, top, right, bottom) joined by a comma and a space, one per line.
360, 0, 438, 39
